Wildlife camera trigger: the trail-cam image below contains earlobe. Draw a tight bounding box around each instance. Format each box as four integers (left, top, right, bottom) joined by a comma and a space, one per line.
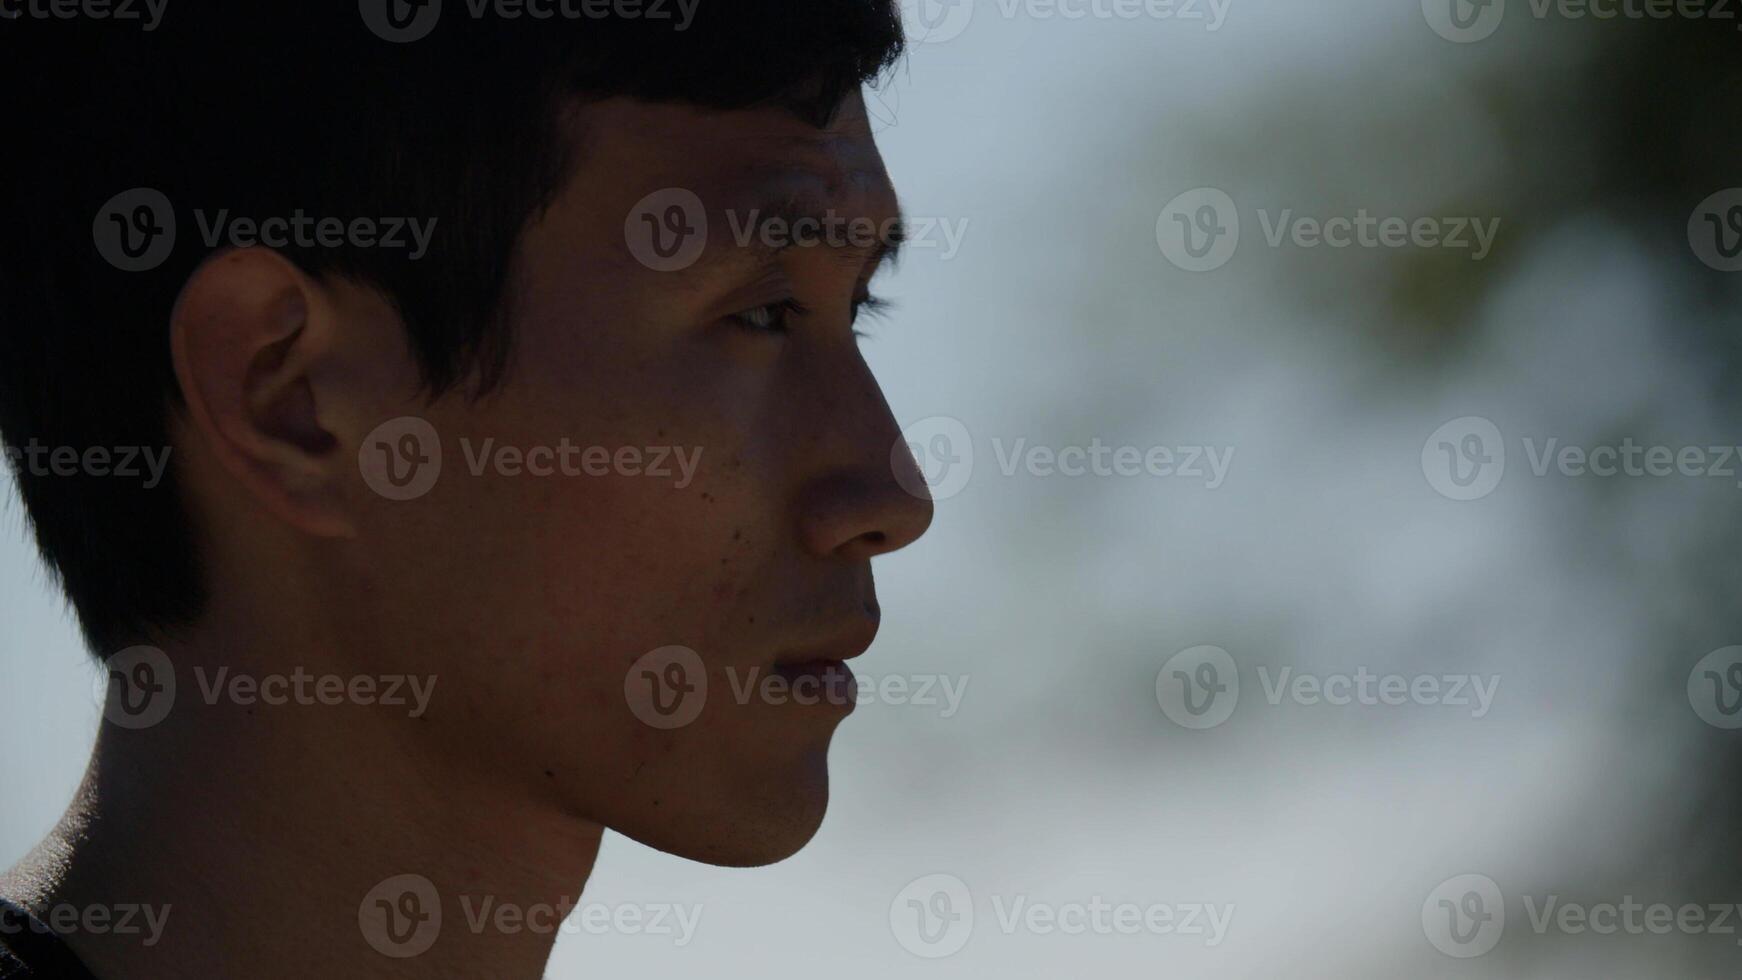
170, 248, 358, 539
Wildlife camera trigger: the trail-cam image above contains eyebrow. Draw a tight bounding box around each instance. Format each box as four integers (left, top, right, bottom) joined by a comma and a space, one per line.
705, 190, 907, 275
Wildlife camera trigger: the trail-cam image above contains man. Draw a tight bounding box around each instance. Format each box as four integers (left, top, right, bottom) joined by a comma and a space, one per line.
0, 3, 933, 976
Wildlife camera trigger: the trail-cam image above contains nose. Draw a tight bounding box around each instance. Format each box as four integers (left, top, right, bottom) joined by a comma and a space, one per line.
799, 462, 935, 561
795, 360, 935, 562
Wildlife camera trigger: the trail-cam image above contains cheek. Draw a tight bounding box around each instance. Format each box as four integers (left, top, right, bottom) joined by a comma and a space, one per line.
468, 311, 798, 653
500, 447, 775, 651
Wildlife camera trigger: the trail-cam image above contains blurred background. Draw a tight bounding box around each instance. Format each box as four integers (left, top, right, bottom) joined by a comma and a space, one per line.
6, 0, 1741, 975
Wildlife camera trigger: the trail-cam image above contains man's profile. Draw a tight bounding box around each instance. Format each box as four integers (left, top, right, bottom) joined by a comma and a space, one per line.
0, 4, 933, 976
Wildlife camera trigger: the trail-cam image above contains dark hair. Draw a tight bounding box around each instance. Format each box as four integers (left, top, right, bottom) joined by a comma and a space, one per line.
0, 1, 905, 653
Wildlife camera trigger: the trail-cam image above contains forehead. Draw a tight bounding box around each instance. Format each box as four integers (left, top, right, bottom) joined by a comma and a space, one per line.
559, 93, 895, 219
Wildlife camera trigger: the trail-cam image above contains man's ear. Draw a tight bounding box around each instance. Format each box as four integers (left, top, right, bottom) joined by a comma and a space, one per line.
170, 247, 363, 539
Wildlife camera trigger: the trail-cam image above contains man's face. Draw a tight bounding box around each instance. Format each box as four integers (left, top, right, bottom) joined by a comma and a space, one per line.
344, 93, 933, 866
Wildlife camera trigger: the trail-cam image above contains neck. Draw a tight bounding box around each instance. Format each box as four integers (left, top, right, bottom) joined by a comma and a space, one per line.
3, 633, 603, 979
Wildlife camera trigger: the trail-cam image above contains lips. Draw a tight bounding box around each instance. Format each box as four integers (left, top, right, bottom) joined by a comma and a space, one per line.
770, 621, 877, 710
772, 659, 859, 710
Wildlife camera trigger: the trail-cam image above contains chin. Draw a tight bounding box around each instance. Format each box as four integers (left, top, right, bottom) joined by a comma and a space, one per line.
611, 753, 836, 868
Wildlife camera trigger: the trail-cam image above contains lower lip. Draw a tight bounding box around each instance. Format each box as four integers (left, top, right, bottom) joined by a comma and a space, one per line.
772, 661, 859, 712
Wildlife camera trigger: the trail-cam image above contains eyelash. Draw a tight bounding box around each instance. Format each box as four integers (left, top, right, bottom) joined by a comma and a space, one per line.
729, 298, 809, 333
727, 295, 892, 337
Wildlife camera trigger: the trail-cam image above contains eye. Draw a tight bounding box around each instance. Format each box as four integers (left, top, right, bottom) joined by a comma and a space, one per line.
728, 298, 808, 334
851, 294, 893, 339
